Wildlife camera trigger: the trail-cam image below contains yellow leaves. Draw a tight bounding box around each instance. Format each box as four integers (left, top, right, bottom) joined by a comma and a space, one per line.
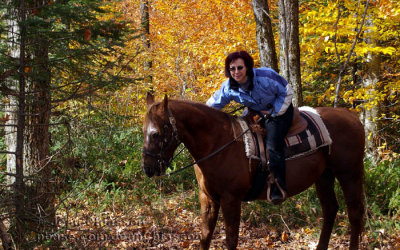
392, 114, 400, 122
368, 132, 373, 141
116, 0, 400, 122
381, 47, 397, 55
377, 142, 387, 150
120, 0, 258, 100
355, 45, 397, 57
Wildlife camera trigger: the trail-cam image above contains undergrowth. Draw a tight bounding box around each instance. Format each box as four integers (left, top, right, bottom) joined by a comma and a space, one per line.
53, 118, 400, 243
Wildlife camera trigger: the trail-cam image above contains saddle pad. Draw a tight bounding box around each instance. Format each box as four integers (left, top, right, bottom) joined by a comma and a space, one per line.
236, 106, 332, 161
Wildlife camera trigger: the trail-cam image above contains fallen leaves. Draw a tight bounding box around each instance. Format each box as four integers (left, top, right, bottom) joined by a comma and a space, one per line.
44, 192, 400, 249
281, 231, 289, 242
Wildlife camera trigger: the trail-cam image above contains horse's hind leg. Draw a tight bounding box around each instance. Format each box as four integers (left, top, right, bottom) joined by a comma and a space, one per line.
337, 170, 365, 249
199, 189, 220, 250
315, 168, 339, 250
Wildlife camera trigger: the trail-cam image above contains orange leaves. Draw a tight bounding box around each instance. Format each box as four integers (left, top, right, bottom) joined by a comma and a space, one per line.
31, 9, 39, 16
120, 0, 257, 101
24, 67, 31, 73
0, 114, 10, 124
84, 29, 92, 41
281, 231, 289, 242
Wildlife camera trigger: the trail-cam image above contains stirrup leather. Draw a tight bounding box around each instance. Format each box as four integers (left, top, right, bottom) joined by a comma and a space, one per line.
267, 174, 287, 204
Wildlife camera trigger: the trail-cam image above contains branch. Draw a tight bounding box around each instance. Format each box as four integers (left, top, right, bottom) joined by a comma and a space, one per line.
0, 69, 15, 84
0, 151, 16, 155
0, 124, 18, 127
334, 0, 342, 63
334, 0, 370, 107
0, 68, 19, 96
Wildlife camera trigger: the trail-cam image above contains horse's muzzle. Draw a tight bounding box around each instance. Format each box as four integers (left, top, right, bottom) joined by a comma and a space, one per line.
141, 160, 164, 177
142, 150, 169, 177
142, 162, 156, 177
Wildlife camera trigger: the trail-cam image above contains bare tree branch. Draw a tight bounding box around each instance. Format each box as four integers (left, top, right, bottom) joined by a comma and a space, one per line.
334, 0, 342, 63
334, 0, 370, 107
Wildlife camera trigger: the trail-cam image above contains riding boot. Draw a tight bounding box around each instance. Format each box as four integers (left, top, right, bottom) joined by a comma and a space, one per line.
270, 163, 287, 204
264, 104, 293, 205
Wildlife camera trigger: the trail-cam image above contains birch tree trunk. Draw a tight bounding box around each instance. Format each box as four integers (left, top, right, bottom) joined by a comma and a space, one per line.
3, 1, 28, 246
361, 12, 381, 159
251, 0, 278, 72
4, 0, 55, 241
5, 0, 19, 187
278, 0, 303, 106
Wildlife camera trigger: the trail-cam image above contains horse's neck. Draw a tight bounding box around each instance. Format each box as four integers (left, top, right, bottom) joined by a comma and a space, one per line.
171, 102, 249, 187
171, 102, 232, 160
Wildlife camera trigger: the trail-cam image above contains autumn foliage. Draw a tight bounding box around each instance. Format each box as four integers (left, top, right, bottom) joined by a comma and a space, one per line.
116, 0, 399, 153
1, 0, 399, 248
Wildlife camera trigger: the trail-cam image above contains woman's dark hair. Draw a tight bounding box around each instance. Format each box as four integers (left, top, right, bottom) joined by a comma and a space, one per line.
224, 51, 254, 79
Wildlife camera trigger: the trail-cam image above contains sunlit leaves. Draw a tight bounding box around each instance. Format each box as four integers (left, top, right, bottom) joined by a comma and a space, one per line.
115, 0, 399, 150
121, 0, 257, 102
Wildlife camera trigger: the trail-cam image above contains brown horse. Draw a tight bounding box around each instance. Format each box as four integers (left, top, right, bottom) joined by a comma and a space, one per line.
141, 93, 365, 250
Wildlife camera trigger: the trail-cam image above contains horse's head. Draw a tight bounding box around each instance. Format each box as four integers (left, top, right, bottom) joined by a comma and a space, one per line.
141, 93, 181, 177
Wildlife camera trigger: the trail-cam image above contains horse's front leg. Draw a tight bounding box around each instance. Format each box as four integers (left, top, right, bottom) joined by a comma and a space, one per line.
199, 189, 220, 250
221, 196, 241, 250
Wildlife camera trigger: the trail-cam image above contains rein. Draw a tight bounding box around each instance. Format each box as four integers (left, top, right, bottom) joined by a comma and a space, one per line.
162, 106, 248, 177
162, 125, 250, 177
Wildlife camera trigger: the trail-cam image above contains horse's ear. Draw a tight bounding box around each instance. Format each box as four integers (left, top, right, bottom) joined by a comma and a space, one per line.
146, 92, 155, 107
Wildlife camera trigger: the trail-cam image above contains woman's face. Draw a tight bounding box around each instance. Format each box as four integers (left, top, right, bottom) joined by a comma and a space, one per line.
229, 58, 248, 84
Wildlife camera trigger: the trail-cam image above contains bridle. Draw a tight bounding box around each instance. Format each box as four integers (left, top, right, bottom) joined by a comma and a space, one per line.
142, 105, 250, 177
142, 108, 181, 171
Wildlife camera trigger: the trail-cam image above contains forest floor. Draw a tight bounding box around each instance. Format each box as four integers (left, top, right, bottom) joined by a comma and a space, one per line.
41, 193, 400, 249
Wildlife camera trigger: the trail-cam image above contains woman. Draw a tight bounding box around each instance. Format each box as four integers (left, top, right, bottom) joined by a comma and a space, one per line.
206, 51, 294, 204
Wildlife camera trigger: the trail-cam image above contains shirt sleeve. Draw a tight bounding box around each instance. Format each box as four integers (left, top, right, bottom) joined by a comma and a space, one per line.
256, 68, 292, 117
272, 76, 293, 117
206, 81, 232, 110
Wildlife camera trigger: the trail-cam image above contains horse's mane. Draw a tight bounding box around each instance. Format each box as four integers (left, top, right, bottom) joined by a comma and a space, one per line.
169, 99, 232, 121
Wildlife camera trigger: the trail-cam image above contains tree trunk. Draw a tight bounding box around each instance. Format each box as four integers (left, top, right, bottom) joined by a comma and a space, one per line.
251, 0, 278, 72
23, 0, 55, 234
5, 0, 19, 187
15, 0, 27, 246
361, 53, 380, 159
361, 11, 381, 159
278, 0, 303, 106
140, 0, 153, 88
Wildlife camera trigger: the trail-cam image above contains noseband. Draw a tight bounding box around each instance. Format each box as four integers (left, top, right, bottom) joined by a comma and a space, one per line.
142, 108, 180, 170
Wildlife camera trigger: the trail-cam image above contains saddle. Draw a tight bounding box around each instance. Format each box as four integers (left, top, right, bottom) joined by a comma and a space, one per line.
242, 108, 307, 203
240, 106, 333, 203
241, 107, 332, 201
245, 107, 307, 169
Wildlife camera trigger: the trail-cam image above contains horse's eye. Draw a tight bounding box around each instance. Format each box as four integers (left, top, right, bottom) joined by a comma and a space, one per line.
151, 132, 159, 140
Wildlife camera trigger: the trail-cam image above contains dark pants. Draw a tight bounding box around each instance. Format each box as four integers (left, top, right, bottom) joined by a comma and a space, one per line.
264, 104, 294, 191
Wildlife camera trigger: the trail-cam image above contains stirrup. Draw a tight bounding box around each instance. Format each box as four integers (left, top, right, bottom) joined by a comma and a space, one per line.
267, 175, 287, 205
